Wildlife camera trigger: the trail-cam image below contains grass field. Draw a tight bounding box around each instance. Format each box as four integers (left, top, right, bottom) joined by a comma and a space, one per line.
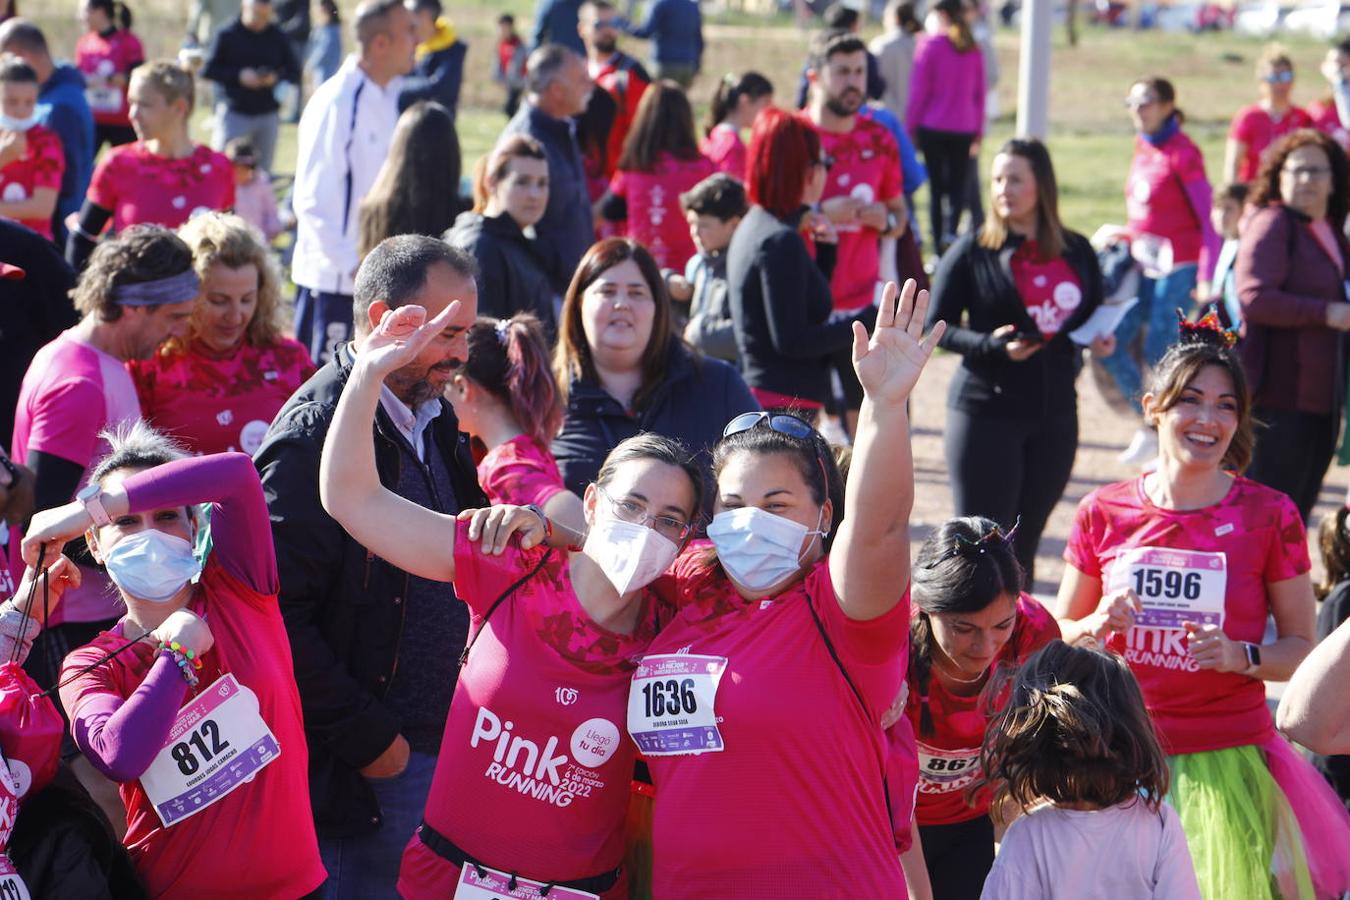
27, 2, 1340, 238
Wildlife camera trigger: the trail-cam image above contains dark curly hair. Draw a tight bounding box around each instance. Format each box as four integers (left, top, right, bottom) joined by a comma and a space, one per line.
1249, 128, 1350, 229
70, 225, 196, 323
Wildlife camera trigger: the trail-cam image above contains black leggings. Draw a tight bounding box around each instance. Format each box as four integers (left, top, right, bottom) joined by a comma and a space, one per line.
919, 815, 995, 900
917, 127, 976, 249
945, 407, 1078, 587
1246, 406, 1340, 523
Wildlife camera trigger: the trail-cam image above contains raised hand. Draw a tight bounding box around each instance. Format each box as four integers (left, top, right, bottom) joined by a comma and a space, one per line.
851, 279, 946, 407
356, 302, 461, 378
22, 501, 96, 568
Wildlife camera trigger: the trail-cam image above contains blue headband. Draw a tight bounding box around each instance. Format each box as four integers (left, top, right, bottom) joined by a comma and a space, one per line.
112, 269, 201, 307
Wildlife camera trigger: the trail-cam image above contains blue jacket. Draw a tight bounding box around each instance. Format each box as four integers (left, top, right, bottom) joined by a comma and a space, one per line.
626, 0, 702, 66
552, 339, 758, 497
530, 0, 585, 54
37, 64, 94, 240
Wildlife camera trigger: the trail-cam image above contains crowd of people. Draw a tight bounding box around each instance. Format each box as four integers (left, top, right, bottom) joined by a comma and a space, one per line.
0, 0, 1349, 897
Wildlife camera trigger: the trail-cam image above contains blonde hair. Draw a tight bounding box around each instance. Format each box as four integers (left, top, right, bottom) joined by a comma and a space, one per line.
171, 212, 286, 352
130, 59, 195, 113
1258, 42, 1293, 75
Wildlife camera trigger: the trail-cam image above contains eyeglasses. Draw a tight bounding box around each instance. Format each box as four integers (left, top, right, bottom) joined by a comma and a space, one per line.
1124, 95, 1157, 109
597, 487, 693, 542
593, 17, 621, 28
1282, 165, 1331, 180
1262, 69, 1294, 84
814, 155, 835, 172
923, 517, 1021, 569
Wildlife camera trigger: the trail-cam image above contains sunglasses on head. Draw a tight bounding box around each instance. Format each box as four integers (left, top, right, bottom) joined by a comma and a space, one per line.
1262, 69, 1294, 84
722, 412, 832, 498
923, 517, 1021, 569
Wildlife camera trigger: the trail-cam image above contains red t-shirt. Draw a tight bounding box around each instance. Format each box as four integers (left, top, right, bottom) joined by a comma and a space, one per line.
1010, 240, 1083, 337
611, 153, 717, 272
75, 28, 144, 126
1126, 131, 1209, 265
700, 123, 746, 181
88, 142, 234, 232
1228, 103, 1313, 183
57, 559, 325, 900
593, 58, 650, 184
477, 434, 567, 509
397, 521, 656, 899
1309, 98, 1350, 153
807, 115, 904, 310
643, 548, 909, 898
128, 338, 315, 457
0, 124, 64, 239
904, 594, 1060, 826
1064, 476, 1309, 755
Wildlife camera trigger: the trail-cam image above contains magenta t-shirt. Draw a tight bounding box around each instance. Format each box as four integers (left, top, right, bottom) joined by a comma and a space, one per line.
1010, 241, 1083, 337
0, 124, 64, 239
610, 153, 716, 272
643, 548, 909, 898
476, 434, 567, 509
11, 331, 141, 624
88, 142, 235, 232
74, 28, 144, 126
1228, 104, 1313, 183
810, 115, 904, 310
1126, 132, 1210, 265
397, 520, 656, 899
1064, 476, 1309, 755
700, 123, 746, 180
1310, 99, 1350, 153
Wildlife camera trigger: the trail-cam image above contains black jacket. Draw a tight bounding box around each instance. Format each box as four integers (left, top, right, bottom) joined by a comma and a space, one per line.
927, 229, 1103, 420
444, 210, 556, 337
551, 339, 758, 496
726, 204, 872, 405
201, 19, 302, 115
399, 39, 467, 117
253, 343, 485, 837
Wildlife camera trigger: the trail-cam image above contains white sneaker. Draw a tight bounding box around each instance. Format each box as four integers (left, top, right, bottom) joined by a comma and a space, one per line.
1118, 427, 1158, 466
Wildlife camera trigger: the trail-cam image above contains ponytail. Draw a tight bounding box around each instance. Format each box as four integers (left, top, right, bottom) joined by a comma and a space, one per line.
463, 314, 563, 448
116, 1, 133, 30
934, 0, 975, 52
704, 71, 774, 138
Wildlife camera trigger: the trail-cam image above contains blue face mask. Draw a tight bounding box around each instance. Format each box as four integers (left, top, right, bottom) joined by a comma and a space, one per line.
0, 112, 40, 133
102, 529, 202, 603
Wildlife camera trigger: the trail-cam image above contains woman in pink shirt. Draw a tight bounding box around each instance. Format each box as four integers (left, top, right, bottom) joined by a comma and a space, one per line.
639, 279, 943, 898
1056, 325, 1350, 900
75, 0, 144, 150
1225, 45, 1312, 185
448, 313, 584, 534
600, 81, 716, 272
700, 71, 774, 180
320, 302, 707, 899
907, 0, 985, 252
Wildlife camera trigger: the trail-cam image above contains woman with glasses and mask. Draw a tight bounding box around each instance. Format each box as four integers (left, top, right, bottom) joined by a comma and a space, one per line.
551, 238, 757, 498
636, 279, 944, 897
319, 299, 706, 899
901, 516, 1060, 900
1235, 128, 1350, 523
1225, 45, 1312, 185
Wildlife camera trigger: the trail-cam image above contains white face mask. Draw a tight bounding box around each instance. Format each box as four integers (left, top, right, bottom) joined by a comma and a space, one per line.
707, 506, 825, 592
0, 112, 39, 133
582, 518, 679, 596
102, 529, 202, 603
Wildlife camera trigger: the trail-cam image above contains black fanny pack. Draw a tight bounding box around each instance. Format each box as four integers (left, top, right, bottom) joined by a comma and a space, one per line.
415, 820, 622, 896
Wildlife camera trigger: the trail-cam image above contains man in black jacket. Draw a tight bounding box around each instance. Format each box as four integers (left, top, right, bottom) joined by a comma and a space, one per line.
254, 235, 483, 898
399, 0, 467, 117
201, 0, 301, 172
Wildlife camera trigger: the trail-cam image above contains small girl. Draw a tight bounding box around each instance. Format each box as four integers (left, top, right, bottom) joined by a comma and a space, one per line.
979, 640, 1202, 900
225, 137, 282, 240
700, 71, 774, 180
1313, 506, 1350, 807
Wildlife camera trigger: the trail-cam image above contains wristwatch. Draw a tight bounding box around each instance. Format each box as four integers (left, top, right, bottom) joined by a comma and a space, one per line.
885, 210, 900, 234
1242, 642, 1262, 672
76, 483, 112, 527
526, 504, 553, 542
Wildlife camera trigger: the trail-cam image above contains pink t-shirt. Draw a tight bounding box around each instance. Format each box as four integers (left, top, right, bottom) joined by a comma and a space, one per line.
610, 153, 716, 272
476, 434, 567, 509
74, 28, 144, 126
700, 123, 746, 180
0, 124, 64, 239
88, 142, 235, 233
58, 559, 325, 900
11, 331, 140, 624
809, 114, 904, 310
1228, 104, 1313, 183
981, 800, 1201, 900
397, 521, 656, 899
1064, 476, 1309, 755
129, 338, 315, 457
643, 549, 909, 898
1309, 98, 1350, 153
1126, 131, 1209, 265
1010, 241, 1083, 337
905, 594, 1060, 826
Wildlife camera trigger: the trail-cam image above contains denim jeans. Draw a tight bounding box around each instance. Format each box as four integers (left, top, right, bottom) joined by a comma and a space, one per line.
294, 286, 353, 366
318, 750, 438, 900
1099, 263, 1197, 411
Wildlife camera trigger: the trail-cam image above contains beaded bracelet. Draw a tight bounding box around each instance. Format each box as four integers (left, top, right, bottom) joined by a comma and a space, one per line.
158, 641, 203, 688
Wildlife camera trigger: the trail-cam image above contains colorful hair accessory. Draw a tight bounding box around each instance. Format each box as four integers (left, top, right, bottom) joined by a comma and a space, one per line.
924, 517, 1021, 569
113, 269, 202, 307
1176, 307, 1239, 349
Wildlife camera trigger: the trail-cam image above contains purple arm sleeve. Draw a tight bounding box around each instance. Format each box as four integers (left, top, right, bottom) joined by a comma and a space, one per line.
70, 652, 189, 783
1183, 176, 1220, 283
119, 452, 278, 594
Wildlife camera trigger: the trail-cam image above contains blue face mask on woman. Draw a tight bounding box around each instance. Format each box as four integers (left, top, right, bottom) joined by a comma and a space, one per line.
0, 112, 40, 133
102, 529, 202, 603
